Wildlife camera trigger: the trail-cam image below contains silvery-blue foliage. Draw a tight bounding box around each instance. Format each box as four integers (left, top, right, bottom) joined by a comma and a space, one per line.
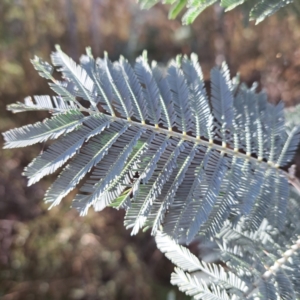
3, 46, 300, 244
3, 46, 300, 300
156, 188, 300, 299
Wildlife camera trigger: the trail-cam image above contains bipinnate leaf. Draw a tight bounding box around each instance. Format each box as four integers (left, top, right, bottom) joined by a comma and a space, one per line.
3, 47, 300, 247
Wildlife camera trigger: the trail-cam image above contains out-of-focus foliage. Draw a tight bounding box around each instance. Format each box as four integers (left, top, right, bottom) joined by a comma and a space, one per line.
138, 0, 299, 24
1, 207, 191, 300
2, 210, 143, 299
285, 104, 300, 127
1, 0, 300, 299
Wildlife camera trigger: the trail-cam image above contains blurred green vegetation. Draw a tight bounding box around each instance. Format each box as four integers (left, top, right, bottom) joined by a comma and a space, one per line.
1, 0, 300, 299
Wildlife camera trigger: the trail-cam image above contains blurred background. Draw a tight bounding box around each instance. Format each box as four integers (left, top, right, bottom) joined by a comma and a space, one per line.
1, 0, 300, 299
